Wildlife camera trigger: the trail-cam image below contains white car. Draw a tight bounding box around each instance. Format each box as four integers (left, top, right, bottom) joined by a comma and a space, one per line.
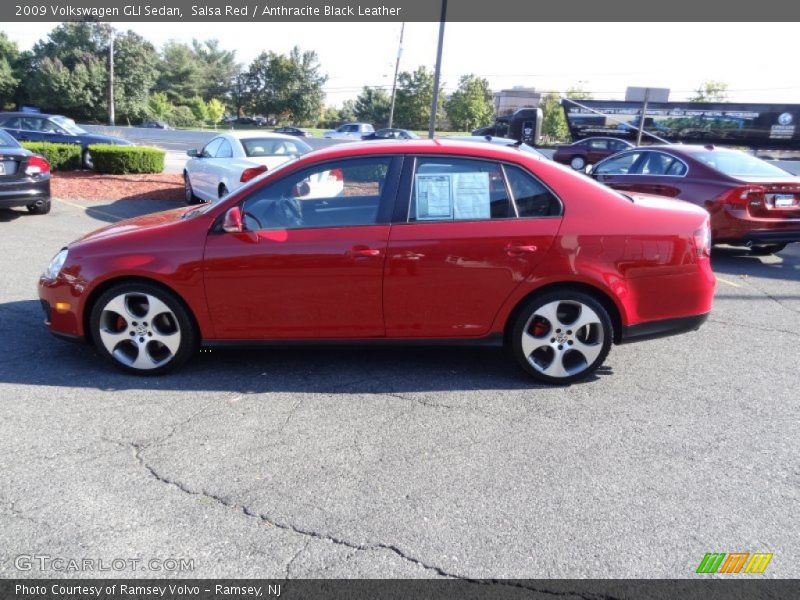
322, 123, 375, 140
183, 132, 316, 204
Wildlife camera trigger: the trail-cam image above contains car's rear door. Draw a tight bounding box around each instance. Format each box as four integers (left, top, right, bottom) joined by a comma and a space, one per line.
592, 150, 646, 193
202, 155, 402, 339
383, 156, 562, 338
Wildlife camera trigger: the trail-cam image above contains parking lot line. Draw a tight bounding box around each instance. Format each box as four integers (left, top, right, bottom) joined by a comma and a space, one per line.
55, 198, 123, 222
716, 276, 743, 288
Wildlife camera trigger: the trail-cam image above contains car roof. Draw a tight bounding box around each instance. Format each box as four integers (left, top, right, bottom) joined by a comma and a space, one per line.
223, 131, 301, 142
573, 136, 634, 145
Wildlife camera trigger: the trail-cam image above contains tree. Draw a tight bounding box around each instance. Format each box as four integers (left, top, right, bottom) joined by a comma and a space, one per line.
206, 98, 226, 127
147, 92, 173, 120
540, 93, 568, 142
113, 31, 159, 123
690, 80, 729, 102
566, 86, 593, 100
155, 41, 203, 105
393, 66, 442, 130
445, 74, 493, 132
354, 87, 391, 128
192, 39, 239, 103
188, 96, 209, 124
0, 33, 19, 109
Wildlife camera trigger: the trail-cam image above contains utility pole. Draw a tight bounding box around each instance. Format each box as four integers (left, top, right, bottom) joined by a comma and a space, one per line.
108, 33, 115, 126
636, 87, 649, 147
387, 22, 405, 129
428, 0, 447, 139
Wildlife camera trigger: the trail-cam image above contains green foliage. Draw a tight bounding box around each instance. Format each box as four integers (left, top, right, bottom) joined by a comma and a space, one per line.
188, 95, 209, 124
21, 142, 81, 170
88, 144, 165, 174
147, 92, 172, 120
169, 105, 199, 128
206, 98, 226, 126
112, 31, 159, 123
690, 80, 729, 102
393, 66, 443, 130
0, 33, 19, 109
540, 93, 569, 142
354, 87, 390, 128
565, 86, 593, 100
155, 41, 204, 105
192, 39, 239, 103
445, 74, 493, 132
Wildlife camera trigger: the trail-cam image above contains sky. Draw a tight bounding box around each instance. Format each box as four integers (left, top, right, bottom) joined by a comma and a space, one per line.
2, 21, 799, 106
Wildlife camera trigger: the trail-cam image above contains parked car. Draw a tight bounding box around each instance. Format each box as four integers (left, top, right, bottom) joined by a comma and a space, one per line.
0, 111, 131, 169
590, 144, 800, 254
553, 137, 634, 170
183, 131, 317, 204
0, 129, 51, 214
323, 123, 375, 139
362, 128, 419, 140
274, 126, 312, 138
442, 135, 549, 160
139, 120, 174, 130
40, 139, 715, 382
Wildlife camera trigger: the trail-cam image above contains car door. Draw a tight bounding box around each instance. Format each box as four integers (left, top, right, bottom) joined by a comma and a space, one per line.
203, 155, 402, 339
191, 137, 223, 201
14, 116, 45, 143
592, 150, 645, 193
383, 157, 562, 338
586, 139, 609, 164
633, 151, 689, 197
208, 137, 234, 197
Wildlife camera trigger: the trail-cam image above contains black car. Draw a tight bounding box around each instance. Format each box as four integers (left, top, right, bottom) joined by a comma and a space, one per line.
0, 112, 131, 169
0, 129, 51, 215
361, 128, 419, 141
274, 126, 312, 137
139, 120, 173, 130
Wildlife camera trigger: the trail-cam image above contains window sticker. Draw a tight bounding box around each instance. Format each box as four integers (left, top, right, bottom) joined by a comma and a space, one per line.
415, 174, 453, 219
452, 171, 490, 220
414, 171, 491, 220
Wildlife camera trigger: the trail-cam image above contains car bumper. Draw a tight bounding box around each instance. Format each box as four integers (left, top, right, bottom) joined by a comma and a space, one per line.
0, 177, 50, 208
711, 206, 800, 245
620, 312, 709, 344
39, 275, 85, 340
740, 229, 800, 245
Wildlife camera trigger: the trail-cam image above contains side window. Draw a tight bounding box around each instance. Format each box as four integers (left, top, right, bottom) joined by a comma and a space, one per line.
609, 140, 628, 152
410, 158, 512, 221
588, 139, 608, 150
21, 117, 44, 131
241, 157, 391, 231
202, 138, 223, 158
594, 152, 641, 175
216, 139, 233, 158
0, 116, 20, 128
665, 158, 687, 176
640, 152, 686, 176
505, 165, 562, 218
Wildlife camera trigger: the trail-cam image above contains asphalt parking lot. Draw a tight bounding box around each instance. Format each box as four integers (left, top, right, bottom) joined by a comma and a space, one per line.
1, 196, 798, 579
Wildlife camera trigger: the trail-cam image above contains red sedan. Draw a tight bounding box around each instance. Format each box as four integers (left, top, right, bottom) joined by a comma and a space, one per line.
39, 140, 715, 384
591, 144, 800, 255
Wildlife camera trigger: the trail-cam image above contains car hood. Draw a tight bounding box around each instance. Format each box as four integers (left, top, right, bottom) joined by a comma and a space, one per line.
72, 206, 199, 245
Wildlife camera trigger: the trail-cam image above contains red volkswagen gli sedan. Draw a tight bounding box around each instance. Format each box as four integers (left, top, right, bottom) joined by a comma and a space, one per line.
39, 140, 715, 384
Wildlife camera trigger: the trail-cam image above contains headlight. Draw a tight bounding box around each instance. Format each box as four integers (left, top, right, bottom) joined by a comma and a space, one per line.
44, 248, 68, 279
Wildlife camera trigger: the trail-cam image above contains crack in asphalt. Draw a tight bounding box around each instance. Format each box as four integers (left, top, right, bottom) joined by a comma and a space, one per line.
735, 279, 800, 315
1, 496, 52, 529
709, 317, 800, 338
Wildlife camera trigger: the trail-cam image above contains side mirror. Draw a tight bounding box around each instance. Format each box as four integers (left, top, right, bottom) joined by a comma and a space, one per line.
584, 164, 594, 175
187, 149, 199, 158
222, 206, 243, 233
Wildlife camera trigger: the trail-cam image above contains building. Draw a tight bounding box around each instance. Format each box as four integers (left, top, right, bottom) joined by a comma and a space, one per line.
494, 87, 541, 116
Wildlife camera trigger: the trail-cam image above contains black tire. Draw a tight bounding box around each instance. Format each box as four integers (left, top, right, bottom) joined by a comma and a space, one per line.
89, 281, 198, 375
184, 172, 201, 205
750, 243, 786, 256
27, 199, 51, 215
82, 149, 93, 170
218, 184, 229, 199
510, 290, 613, 385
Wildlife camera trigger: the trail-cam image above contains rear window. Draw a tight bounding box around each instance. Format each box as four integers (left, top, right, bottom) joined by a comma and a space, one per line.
692, 150, 789, 177
241, 138, 309, 158
0, 129, 20, 147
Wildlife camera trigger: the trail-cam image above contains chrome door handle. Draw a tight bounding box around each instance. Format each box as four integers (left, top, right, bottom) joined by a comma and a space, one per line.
505, 244, 538, 256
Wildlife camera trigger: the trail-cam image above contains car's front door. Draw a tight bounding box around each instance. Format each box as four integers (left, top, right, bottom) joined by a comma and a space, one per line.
203, 155, 402, 339
192, 137, 223, 201
592, 150, 645, 193
383, 157, 563, 338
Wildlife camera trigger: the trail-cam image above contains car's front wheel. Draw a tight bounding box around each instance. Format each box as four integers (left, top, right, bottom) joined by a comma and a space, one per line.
510, 290, 612, 384
89, 282, 198, 375
570, 156, 586, 170
82, 149, 93, 170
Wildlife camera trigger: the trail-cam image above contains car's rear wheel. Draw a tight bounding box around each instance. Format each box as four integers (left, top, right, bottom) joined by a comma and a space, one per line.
750, 243, 786, 256
184, 172, 201, 205
89, 282, 198, 375
82, 149, 93, 170
27, 199, 51, 215
570, 156, 586, 170
511, 290, 612, 384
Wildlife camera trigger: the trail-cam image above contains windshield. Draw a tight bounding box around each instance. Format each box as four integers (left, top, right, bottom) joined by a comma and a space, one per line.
0, 129, 20, 147
693, 150, 789, 178
52, 116, 88, 135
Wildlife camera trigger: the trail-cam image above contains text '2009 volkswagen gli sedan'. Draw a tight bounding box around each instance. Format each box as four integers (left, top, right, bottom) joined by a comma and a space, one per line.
39, 140, 716, 384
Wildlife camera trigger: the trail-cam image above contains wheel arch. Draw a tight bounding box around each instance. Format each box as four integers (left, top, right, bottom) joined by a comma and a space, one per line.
82, 275, 202, 346
502, 281, 624, 346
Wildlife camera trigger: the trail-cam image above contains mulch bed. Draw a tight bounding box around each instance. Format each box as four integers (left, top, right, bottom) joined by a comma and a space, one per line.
52, 171, 184, 202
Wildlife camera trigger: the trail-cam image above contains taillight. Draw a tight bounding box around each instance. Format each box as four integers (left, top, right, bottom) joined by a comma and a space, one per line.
329, 168, 343, 182
693, 221, 711, 258
718, 185, 765, 208
240, 165, 267, 182
25, 155, 50, 176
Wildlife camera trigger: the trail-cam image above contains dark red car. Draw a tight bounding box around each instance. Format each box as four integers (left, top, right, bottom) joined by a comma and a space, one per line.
39, 140, 715, 384
553, 137, 634, 170
591, 144, 800, 255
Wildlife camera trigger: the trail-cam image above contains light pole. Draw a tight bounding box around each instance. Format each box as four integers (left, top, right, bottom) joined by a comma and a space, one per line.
387, 22, 405, 129
428, 0, 447, 139
107, 31, 115, 126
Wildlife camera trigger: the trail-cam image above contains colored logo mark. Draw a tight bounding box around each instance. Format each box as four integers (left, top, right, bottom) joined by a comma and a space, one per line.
696, 553, 773, 574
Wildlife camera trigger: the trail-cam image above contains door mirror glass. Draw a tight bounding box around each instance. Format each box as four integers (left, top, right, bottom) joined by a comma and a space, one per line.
187, 148, 199, 158
222, 206, 244, 233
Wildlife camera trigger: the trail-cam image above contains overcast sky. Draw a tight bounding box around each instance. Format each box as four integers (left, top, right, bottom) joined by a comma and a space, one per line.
2, 22, 799, 106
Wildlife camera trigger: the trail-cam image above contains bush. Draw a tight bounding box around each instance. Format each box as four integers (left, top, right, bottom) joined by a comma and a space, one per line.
20, 142, 81, 170
88, 145, 165, 174
170, 105, 199, 128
